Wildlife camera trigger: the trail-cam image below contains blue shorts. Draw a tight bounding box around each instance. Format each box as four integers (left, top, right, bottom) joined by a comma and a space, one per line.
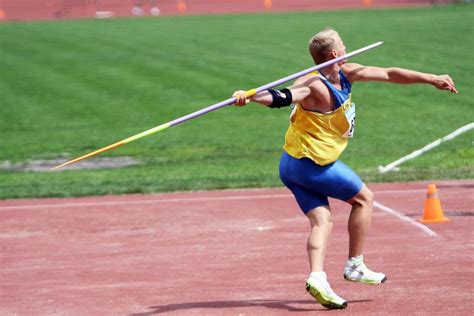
279, 151, 363, 213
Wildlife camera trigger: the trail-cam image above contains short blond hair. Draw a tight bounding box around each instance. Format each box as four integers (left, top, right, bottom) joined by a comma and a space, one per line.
308, 27, 340, 64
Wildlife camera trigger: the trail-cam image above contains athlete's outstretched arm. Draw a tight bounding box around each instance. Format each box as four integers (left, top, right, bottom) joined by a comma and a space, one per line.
342, 63, 458, 93
233, 78, 316, 107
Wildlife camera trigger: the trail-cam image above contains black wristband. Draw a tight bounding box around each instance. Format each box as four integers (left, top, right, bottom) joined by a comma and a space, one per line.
268, 88, 293, 108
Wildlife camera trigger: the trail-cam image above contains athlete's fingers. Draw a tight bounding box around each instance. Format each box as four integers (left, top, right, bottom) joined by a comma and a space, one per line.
232, 91, 242, 106
435, 75, 458, 94
443, 75, 458, 93
446, 76, 458, 93
232, 90, 250, 106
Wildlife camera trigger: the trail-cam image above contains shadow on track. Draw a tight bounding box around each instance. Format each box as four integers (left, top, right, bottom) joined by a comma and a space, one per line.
131, 298, 373, 315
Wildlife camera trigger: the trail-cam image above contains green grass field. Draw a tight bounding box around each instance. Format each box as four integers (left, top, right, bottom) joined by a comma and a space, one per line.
0, 4, 473, 199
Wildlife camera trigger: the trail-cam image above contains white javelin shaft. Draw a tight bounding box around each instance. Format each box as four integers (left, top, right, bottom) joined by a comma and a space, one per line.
52, 41, 383, 170
170, 41, 384, 127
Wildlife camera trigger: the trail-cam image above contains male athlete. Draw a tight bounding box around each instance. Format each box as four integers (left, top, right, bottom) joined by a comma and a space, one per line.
233, 27, 457, 309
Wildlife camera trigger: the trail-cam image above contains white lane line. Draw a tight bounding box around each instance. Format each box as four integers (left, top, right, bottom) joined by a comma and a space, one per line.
0, 191, 442, 238
373, 189, 425, 194
373, 201, 439, 238
0, 194, 294, 211
0, 188, 429, 211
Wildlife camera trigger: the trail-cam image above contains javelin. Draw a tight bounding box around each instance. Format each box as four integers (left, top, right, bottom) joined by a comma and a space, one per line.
51, 41, 383, 170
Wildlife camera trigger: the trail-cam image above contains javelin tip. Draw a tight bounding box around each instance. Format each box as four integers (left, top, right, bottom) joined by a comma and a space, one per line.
50, 141, 125, 171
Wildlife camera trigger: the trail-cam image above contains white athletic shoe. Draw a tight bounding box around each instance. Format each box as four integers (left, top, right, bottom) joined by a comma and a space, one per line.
150, 6, 161, 16
344, 261, 387, 284
306, 274, 348, 309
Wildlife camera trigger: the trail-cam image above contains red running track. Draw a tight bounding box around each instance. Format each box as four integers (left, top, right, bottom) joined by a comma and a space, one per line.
0, 0, 444, 21
1, 180, 473, 315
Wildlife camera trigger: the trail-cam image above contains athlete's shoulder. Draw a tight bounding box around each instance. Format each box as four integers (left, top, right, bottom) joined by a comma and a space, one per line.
341, 63, 364, 74
295, 71, 320, 84
294, 72, 324, 92
341, 63, 367, 83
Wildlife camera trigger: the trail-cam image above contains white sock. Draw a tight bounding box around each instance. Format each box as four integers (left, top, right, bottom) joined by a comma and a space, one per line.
309, 271, 327, 281
347, 255, 364, 266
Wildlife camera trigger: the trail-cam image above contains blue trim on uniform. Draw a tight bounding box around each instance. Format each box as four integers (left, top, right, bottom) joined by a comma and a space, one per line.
319, 70, 351, 110
279, 151, 363, 213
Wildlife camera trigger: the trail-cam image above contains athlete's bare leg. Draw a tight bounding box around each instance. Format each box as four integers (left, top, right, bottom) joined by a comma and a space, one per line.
346, 184, 374, 258
306, 205, 332, 271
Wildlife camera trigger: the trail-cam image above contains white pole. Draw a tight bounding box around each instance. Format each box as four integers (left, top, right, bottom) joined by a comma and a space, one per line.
378, 122, 474, 173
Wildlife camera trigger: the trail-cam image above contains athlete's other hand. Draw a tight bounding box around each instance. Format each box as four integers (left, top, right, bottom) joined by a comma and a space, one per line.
233, 90, 250, 106
433, 75, 458, 94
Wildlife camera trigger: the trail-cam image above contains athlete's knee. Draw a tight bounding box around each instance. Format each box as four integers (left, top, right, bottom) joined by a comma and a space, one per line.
307, 206, 332, 228
361, 187, 374, 205
349, 186, 374, 207
307, 209, 332, 249
313, 217, 333, 233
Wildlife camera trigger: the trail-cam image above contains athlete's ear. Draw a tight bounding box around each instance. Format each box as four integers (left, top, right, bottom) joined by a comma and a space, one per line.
329, 49, 338, 59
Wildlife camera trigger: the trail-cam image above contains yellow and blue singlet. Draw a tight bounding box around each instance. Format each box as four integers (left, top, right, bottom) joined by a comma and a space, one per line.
283, 70, 356, 166
278, 70, 363, 213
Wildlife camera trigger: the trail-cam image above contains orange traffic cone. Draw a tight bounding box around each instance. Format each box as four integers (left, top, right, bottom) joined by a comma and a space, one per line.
363, 0, 374, 7
419, 184, 450, 224
0, 8, 7, 21
264, 0, 273, 10
177, 0, 186, 14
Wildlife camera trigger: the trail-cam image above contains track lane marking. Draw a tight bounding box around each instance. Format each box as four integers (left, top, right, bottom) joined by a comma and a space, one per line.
0, 194, 294, 211
373, 201, 439, 238
0, 190, 440, 238
0, 188, 429, 211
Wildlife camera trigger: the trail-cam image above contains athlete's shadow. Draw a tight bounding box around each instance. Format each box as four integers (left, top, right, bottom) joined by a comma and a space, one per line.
130, 299, 372, 315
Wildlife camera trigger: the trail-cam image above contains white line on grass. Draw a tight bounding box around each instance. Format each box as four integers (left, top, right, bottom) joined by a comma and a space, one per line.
378, 122, 474, 173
